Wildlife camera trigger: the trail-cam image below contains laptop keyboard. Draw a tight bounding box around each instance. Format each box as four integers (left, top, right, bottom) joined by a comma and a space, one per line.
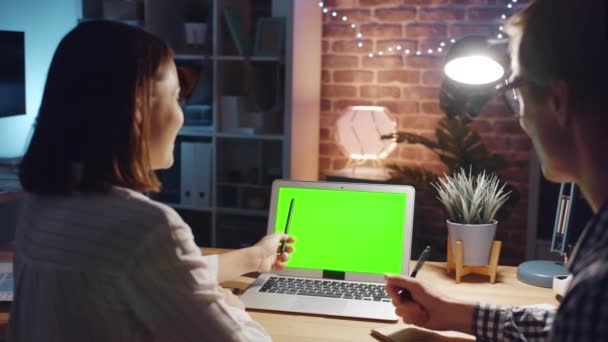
258, 276, 391, 302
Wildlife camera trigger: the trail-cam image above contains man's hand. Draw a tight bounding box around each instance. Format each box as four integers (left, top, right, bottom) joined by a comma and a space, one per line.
384, 274, 474, 334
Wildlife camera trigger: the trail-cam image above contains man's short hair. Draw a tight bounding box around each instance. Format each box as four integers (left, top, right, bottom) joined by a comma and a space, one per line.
506, 0, 607, 111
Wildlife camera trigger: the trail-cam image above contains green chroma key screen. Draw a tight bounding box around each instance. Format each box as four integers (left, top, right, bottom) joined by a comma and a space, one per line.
274, 187, 407, 275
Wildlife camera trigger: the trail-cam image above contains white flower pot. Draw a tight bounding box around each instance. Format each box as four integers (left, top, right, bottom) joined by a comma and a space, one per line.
447, 219, 497, 266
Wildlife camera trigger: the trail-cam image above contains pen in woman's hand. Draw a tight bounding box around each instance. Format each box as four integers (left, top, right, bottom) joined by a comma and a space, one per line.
279, 198, 295, 255
399, 245, 432, 302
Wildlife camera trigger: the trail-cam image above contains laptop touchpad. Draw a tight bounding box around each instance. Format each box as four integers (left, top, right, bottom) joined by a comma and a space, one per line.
290, 297, 348, 313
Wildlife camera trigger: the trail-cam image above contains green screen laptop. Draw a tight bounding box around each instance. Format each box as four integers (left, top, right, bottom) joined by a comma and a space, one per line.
240, 180, 415, 321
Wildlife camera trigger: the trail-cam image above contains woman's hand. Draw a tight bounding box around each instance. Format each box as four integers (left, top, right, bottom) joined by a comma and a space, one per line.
384, 274, 474, 334
216, 234, 294, 282
251, 233, 294, 273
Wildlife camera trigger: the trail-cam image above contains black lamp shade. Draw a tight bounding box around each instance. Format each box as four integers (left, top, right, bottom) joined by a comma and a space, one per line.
440, 36, 509, 117
444, 36, 507, 85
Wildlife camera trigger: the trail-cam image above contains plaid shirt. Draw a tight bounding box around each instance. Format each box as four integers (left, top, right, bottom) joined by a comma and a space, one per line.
473, 200, 608, 341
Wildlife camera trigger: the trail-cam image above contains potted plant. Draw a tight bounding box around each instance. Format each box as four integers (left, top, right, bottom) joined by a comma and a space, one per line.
183, 1, 210, 47
431, 168, 511, 266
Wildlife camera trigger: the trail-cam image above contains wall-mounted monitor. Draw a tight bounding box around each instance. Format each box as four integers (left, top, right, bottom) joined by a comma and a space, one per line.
0, 30, 26, 118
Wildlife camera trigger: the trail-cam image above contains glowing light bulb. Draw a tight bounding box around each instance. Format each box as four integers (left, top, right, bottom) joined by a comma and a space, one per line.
318, 2, 324, 7
445, 56, 505, 85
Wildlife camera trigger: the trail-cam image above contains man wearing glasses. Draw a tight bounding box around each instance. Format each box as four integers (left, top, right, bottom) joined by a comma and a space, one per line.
385, 0, 608, 340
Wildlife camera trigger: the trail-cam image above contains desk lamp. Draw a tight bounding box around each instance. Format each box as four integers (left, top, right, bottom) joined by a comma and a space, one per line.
517, 183, 575, 287
335, 106, 397, 175
439, 36, 507, 118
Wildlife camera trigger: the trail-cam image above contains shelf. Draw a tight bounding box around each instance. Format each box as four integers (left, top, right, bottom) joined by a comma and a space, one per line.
174, 55, 284, 62
179, 126, 215, 137
178, 128, 284, 140
215, 55, 284, 62
168, 203, 213, 212
217, 182, 271, 189
216, 132, 284, 140
174, 54, 213, 62
216, 207, 268, 217
109, 0, 322, 248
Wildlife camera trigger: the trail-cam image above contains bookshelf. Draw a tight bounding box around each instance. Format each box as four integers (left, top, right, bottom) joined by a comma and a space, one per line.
81, 0, 321, 248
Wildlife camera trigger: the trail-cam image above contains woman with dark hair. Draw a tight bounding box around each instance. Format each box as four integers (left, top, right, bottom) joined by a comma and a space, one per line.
9, 20, 291, 341
385, 0, 608, 341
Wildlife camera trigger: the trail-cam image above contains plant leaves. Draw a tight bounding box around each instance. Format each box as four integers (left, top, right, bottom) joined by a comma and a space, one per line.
387, 111, 525, 222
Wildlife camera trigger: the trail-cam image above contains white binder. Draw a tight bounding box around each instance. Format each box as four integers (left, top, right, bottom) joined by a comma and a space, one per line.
180, 142, 212, 208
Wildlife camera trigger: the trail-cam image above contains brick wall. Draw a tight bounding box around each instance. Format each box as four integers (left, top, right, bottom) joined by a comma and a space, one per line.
319, 0, 530, 265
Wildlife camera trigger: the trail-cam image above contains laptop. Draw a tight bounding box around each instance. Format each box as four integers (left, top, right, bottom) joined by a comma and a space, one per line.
240, 180, 415, 321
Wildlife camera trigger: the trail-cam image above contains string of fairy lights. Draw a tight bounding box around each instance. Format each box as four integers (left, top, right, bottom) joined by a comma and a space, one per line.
319, 0, 521, 58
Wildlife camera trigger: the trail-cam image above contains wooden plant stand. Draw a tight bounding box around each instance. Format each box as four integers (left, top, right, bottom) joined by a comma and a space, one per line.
446, 239, 502, 283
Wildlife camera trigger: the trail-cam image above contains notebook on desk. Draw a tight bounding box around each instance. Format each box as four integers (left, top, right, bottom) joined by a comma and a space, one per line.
240, 180, 415, 321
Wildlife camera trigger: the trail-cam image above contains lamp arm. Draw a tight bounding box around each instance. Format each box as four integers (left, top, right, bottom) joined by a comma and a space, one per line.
551, 182, 575, 257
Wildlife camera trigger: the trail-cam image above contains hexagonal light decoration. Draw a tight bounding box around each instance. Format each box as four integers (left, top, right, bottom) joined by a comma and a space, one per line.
336, 106, 397, 163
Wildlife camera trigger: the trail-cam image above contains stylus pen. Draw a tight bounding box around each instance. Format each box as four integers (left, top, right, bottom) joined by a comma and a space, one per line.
399, 245, 432, 302
280, 198, 295, 255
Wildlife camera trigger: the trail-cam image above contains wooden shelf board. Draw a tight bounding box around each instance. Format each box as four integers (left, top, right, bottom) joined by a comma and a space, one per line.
174, 54, 212, 62
215, 132, 284, 140
217, 182, 271, 189
216, 55, 284, 62
179, 126, 215, 137
216, 207, 268, 217
169, 203, 213, 212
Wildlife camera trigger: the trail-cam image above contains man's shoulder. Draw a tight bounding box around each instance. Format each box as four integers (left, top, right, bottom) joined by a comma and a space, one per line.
566, 251, 608, 304
554, 248, 608, 340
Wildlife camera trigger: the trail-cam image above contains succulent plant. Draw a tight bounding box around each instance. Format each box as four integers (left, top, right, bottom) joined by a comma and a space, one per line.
431, 168, 511, 225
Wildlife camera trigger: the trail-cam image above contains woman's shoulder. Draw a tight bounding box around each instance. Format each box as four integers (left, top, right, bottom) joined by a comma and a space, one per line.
16, 188, 190, 271
25, 187, 184, 230
107, 186, 185, 227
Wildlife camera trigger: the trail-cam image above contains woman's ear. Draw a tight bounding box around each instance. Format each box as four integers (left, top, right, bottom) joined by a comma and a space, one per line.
548, 79, 571, 128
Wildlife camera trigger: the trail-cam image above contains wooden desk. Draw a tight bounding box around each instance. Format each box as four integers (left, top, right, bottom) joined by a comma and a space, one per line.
0, 248, 557, 341
211, 248, 558, 341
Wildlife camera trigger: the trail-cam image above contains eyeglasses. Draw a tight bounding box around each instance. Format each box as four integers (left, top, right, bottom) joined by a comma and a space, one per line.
496, 77, 527, 117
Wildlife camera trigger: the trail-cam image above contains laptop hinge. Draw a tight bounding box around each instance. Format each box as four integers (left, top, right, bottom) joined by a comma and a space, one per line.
323, 270, 345, 280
